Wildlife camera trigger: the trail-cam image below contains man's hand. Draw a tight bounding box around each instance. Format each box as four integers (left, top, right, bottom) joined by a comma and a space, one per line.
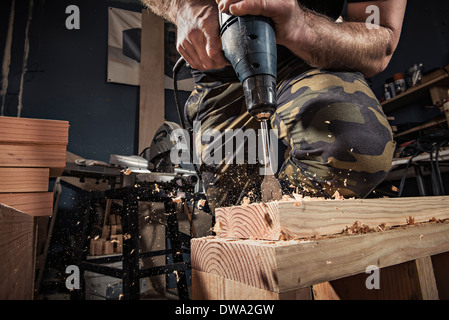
217, 0, 300, 48
175, 1, 228, 70
217, 0, 407, 78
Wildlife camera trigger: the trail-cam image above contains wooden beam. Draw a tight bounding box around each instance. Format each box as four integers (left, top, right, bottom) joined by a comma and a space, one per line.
214, 196, 449, 240
0, 116, 69, 145
0, 168, 49, 193
0, 144, 66, 172
0, 192, 53, 217
139, 10, 165, 154
0, 204, 35, 299
191, 222, 449, 295
192, 269, 312, 300
315, 260, 425, 300
415, 256, 439, 300
431, 252, 449, 299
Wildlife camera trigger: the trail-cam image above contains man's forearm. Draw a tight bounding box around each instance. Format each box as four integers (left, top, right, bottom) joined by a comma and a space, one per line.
141, 0, 183, 23
289, 8, 394, 78
142, 0, 217, 25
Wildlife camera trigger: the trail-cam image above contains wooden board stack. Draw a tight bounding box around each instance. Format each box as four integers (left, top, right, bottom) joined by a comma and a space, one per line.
0, 116, 69, 299
0, 116, 69, 216
191, 196, 449, 300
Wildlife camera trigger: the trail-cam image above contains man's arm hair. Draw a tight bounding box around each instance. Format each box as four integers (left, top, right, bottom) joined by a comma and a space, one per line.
290, 0, 407, 77
141, 0, 217, 25
141, 0, 182, 23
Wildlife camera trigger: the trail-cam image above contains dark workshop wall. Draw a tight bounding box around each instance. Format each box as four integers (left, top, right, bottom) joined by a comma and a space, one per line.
370, 0, 449, 122
372, 0, 449, 95
0, 0, 145, 162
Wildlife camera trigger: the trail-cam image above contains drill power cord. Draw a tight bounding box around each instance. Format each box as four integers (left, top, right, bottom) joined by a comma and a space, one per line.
173, 57, 204, 196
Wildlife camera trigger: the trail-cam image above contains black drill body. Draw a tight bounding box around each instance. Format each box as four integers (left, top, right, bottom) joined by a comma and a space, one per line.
219, 13, 277, 121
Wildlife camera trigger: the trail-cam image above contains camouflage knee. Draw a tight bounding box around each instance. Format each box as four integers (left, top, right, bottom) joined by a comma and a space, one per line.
275, 69, 396, 198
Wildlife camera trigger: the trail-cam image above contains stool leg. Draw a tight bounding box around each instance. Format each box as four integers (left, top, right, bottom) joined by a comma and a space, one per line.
122, 194, 140, 300
74, 190, 93, 300
413, 165, 427, 196
165, 201, 190, 300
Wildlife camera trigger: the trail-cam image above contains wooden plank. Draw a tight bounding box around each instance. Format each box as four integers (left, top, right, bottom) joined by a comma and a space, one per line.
0, 204, 35, 299
192, 269, 312, 300
316, 260, 424, 300
0, 192, 53, 217
139, 10, 165, 154
0, 116, 69, 145
431, 251, 449, 299
0, 143, 66, 171
214, 196, 449, 240
0, 167, 49, 193
312, 282, 341, 300
191, 222, 449, 294
415, 256, 439, 300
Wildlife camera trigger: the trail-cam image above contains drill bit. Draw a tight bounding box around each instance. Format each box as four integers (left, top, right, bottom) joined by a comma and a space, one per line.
260, 120, 282, 202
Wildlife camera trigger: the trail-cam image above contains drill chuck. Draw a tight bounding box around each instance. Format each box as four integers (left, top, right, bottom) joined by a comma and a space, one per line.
219, 13, 277, 121
243, 74, 277, 120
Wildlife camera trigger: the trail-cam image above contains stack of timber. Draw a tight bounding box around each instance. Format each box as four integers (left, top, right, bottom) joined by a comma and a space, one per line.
0, 116, 69, 299
191, 196, 449, 300
0, 116, 69, 216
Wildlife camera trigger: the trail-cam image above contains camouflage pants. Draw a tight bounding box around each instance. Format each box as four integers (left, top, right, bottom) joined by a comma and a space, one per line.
185, 57, 395, 211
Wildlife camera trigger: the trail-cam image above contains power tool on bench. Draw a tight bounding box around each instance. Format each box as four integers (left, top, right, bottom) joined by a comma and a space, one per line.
218, 12, 282, 202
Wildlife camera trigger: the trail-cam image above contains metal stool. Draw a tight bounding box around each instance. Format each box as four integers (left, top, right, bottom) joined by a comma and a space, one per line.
76, 185, 192, 300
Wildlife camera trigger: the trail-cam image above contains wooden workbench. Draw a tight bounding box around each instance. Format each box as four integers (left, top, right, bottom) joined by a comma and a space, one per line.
191, 196, 449, 300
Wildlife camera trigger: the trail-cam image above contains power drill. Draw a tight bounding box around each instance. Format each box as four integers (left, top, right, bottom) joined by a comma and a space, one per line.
219, 12, 282, 201
218, 13, 277, 121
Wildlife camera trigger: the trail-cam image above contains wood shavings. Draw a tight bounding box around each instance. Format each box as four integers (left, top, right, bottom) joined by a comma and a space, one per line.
198, 199, 207, 209
332, 191, 344, 200
241, 196, 251, 206
407, 216, 415, 225
343, 221, 376, 235
429, 217, 444, 223
173, 270, 180, 282
277, 232, 290, 241
172, 197, 182, 204
212, 220, 223, 234
292, 193, 303, 202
